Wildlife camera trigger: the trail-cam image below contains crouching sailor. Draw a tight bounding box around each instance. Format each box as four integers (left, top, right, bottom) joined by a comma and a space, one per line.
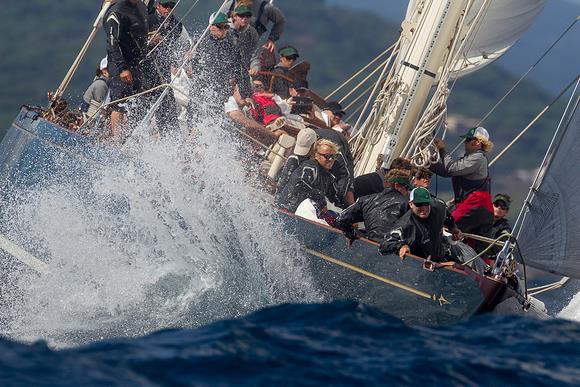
430, 127, 494, 250
379, 188, 458, 261
274, 139, 341, 213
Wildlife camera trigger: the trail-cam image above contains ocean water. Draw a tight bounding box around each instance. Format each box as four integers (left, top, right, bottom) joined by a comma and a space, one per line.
1, 108, 580, 385
1, 301, 580, 386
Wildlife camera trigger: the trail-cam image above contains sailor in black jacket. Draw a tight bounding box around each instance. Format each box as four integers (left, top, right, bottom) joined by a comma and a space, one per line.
336, 169, 412, 241
380, 187, 458, 261
275, 139, 341, 213
104, 0, 148, 139
189, 12, 251, 111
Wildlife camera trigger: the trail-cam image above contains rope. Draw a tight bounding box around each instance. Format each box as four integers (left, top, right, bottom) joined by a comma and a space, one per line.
489, 74, 580, 166
304, 247, 449, 304
462, 232, 512, 266
325, 44, 396, 100
528, 277, 570, 296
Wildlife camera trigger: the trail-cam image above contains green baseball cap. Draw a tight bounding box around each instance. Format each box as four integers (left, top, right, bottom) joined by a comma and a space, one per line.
211, 12, 229, 25
279, 46, 299, 58
233, 5, 252, 15
493, 193, 512, 208
410, 187, 432, 204
158, 0, 176, 6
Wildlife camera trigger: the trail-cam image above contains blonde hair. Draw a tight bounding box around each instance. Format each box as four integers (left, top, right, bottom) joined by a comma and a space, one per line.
315, 139, 339, 154
477, 136, 494, 153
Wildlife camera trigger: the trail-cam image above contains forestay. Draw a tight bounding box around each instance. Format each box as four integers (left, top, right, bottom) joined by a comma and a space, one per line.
517, 89, 580, 278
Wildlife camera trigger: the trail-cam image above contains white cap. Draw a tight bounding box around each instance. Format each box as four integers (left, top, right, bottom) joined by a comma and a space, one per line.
294, 128, 317, 156
474, 126, 490, 141
99, 56, 108, 70
462, 126, 490, 141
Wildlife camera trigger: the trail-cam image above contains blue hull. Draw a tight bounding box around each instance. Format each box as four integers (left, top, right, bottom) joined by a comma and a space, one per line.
0, 107, 527, 326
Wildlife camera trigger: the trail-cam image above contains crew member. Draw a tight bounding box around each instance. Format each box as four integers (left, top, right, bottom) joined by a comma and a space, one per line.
380, 187, 459, 261
336, 169, 412, 241
274, 139, 341, 213
104, 0, 149, 141
430, 126, 494, 249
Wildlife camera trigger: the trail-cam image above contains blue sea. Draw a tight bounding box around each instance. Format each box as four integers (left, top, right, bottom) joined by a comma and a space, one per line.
1, 300, 580, 386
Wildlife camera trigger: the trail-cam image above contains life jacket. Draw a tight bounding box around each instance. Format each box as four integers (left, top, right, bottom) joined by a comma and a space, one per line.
250, 93, 282, 125
452, 175, 491, 204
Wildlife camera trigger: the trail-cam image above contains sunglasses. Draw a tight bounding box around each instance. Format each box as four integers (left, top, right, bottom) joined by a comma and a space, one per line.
214, 24, 229, 30
464, 137, 477, 143
317, 152, 337, 161
236, 13, 252, 19
494, 202, 508, 210
160, 3, 175, 8
253, 83, 265, 88
413, 202, 431, 207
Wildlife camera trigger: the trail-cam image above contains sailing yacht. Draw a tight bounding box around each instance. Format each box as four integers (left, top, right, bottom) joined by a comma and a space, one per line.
1, 0, 577, 325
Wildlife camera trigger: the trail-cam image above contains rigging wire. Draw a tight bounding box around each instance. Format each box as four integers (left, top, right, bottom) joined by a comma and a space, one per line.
489, 74, 580, 166
448, 16, 579, 156
338, 57, 392, 104
146, 0, 201, 60
325, 44, 396, 100
513, 77, 580, 234
476, 16, 579, 126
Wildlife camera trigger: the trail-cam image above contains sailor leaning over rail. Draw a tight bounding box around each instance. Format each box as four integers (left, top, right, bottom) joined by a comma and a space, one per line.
104, 0, 149, 141
379, 187, 460, 262
429, 127, 494, 252
336, 169, 412, 242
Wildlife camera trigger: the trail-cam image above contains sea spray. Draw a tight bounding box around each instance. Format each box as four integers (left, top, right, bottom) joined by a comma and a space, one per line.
0, 114, 319, 347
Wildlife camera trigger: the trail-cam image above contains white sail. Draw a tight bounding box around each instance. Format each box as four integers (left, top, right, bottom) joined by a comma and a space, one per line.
447, 0, 547, 77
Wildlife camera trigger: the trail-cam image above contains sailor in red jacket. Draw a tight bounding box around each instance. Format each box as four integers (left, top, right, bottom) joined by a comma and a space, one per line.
430, 127, 494, 250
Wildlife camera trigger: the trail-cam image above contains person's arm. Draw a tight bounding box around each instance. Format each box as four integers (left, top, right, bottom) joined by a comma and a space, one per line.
441, 151, 485, 176
276, 156, 299, 191
264, 5, 285, 42
379, 228, 406, 256
104, 11, 127, 73
231, 44, 252, 99
273, 95, 291, 116
336, 200, 364, 235
92, 80, 109, 103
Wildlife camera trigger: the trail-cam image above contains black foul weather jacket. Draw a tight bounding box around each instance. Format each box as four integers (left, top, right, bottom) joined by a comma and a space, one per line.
336, 188, 407, 241
104, 0, 149, 72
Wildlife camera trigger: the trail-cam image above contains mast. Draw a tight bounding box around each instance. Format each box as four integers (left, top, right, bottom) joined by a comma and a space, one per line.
354, 0, 468, 175
52, 0, 114, 103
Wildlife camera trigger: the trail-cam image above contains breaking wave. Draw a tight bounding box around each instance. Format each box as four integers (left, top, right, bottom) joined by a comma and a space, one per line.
0, 113, 318, 347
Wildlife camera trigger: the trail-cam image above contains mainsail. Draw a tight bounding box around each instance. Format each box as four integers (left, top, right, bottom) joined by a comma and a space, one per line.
516, 86, 580, 278
446, 0, 547, 77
